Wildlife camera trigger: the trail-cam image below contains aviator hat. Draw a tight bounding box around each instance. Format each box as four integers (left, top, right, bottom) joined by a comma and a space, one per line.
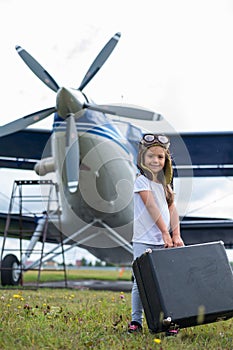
137, 134, 173, 185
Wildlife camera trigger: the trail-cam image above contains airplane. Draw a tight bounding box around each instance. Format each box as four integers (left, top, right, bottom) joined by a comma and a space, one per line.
0, 32, 232, 286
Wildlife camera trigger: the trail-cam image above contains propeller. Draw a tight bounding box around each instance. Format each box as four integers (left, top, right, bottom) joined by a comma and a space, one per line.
0, 107, 56, 137
65, 114, 79, 192
0, 32, 160, 138
15, 33, 121, 96
84, 103, 161, 121
0, 32, 122, 137
15, 46, 60, 92
0, 33, 162, 189
78, 32, 121, 91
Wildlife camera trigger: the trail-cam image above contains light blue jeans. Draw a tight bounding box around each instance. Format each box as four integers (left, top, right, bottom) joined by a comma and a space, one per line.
131, 242, 164, 326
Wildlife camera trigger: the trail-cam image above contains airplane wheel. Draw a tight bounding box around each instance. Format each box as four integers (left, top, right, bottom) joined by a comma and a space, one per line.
1, 254, 22, 286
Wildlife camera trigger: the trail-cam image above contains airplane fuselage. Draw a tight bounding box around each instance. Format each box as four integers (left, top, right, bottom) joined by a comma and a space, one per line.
41, 110, 139, 263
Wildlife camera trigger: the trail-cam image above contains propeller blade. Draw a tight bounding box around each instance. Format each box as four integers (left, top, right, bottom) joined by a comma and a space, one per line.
65, 114, 80, 192
15, 45, 60, 92
78, 32, 121, 91
84, 103, 162, 121
0, 107, 56, 137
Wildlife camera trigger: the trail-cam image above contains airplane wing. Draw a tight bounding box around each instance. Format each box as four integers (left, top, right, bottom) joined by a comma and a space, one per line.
0, 212, 87, 247
0, 213, 36, 238
181, 216, 233, 248
169, 131, 233, 177
0, 128, 232, 251
0, 129, 52, 170
1, 213, 233, 249
0, 128, 232, 176
0, 213, 61, 244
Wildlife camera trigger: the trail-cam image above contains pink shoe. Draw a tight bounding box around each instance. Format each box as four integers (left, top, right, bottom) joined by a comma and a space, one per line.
165, 328, 179, 336
128, 321, 142, 333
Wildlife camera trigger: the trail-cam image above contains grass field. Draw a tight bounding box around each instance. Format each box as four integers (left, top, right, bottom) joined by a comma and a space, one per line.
22, 267, 132, 284
0, 270, 233, 349
0, 287, 232, 350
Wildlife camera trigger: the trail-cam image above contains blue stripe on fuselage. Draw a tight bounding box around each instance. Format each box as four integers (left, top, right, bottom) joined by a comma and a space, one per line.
80, 127, 130, 155
53, 119, 131, 155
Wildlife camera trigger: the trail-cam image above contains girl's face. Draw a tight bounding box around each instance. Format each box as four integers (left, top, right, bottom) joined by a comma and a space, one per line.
144, 146, 166, 178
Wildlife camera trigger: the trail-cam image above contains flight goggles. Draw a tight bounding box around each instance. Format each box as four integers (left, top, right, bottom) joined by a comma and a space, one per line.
141, 134, 170, 149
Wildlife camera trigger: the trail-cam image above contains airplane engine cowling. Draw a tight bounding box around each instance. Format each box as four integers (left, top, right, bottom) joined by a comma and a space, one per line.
34, 157, 55, 176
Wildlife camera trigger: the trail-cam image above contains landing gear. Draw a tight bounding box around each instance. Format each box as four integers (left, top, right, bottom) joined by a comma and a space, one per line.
1, 254, 22, 286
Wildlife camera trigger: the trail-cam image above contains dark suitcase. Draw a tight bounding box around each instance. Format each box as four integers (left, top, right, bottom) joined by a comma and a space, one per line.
132, 241, 233, 333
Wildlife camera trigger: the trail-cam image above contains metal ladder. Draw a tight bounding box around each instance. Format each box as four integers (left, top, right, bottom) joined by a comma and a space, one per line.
0, 179, 68, 288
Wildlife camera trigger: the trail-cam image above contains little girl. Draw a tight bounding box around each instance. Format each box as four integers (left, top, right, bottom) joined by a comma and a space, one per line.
128, 134, 184, 334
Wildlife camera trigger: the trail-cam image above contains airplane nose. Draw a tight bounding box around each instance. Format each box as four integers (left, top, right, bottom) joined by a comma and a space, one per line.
79, 157, 134, 215
56, 87, 86, 117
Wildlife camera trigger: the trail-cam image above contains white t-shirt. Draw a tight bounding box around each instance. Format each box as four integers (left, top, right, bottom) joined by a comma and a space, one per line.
133, 174, 170, 244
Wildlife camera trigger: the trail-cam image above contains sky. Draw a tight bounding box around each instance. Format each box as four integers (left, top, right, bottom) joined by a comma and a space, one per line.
0, 0, 233, 132
0, 0, 233, 261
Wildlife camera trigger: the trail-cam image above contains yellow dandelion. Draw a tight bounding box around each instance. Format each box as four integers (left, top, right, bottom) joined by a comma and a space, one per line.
154, 338, 161, 344
13, 294, 21, 299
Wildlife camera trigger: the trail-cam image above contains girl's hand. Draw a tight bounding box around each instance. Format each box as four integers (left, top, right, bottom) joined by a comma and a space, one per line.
172, 236, 184, 247
162, 232, 173, 248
